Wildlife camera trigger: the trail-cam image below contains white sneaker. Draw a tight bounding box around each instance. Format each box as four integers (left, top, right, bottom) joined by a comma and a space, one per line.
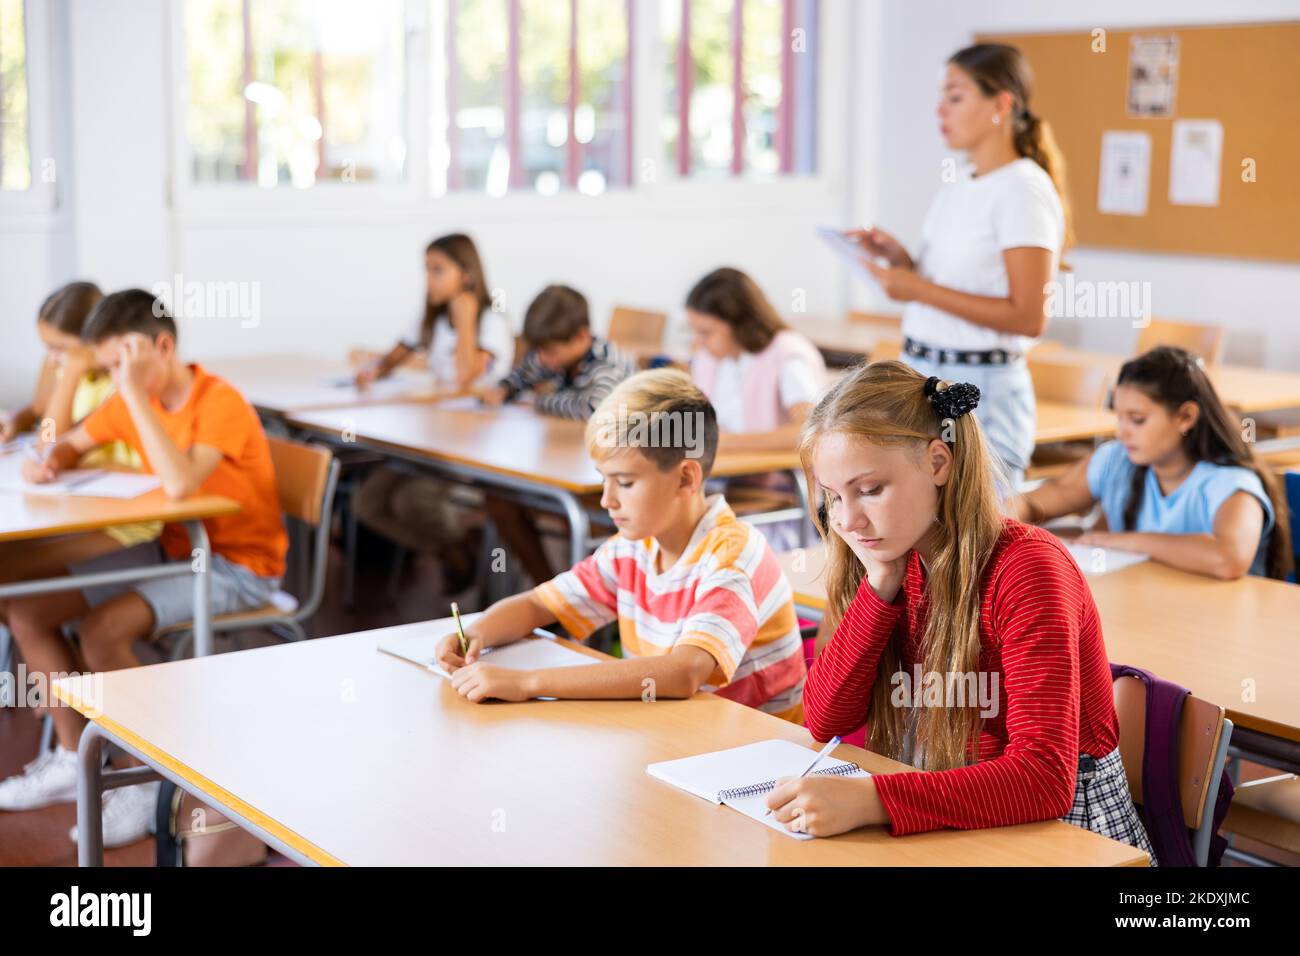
0, 747, 78, 811
69, 781, 160, 849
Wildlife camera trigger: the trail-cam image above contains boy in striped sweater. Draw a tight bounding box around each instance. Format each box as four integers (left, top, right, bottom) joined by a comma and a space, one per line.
478, 284, 632, 420
437, 369, 807, 720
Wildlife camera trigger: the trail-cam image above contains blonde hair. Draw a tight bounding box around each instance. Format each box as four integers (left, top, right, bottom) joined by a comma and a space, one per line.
799, 361, 1004, 770
585, 369, 719, 477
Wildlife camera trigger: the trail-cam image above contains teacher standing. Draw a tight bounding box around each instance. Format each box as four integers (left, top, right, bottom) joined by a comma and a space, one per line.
854, 43, 1071, 489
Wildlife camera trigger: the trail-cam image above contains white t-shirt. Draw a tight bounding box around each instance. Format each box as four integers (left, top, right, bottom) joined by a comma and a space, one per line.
404, 309, 515, 387
902, 157, 1064, 354
711, 351, 822, 433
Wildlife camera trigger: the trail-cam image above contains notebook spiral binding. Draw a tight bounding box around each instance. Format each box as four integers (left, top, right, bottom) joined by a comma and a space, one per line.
718, 763, 863, 802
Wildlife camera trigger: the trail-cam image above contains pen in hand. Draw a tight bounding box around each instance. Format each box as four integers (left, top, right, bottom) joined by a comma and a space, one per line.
765, 736, 842, 816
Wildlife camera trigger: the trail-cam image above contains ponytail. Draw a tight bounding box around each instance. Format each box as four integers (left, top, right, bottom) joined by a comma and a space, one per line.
950, 43, 1076, 257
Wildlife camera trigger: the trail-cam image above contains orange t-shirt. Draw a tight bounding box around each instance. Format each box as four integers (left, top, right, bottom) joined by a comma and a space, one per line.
81, 364, 287, 579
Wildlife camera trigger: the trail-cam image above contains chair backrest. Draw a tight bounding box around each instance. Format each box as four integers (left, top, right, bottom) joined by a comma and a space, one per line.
269, 437, 335, 527
847, 311, 902, 333
1113, 675, 1228, 832
1136, 319, 1225, 365
608, 306, 667, 352
267, 437, 340, 625
1028, 355, 1113, 407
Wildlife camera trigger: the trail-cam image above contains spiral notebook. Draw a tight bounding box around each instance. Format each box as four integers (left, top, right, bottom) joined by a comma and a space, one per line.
647, 739, 869, 841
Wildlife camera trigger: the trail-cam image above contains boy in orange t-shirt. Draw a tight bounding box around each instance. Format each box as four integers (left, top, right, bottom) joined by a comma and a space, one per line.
0, 289, 287, 847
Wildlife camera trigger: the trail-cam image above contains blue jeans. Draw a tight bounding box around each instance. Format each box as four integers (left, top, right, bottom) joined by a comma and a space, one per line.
902, 352, 1036, 495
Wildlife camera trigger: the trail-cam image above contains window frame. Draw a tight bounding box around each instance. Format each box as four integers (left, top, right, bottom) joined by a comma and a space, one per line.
0, 0, 60, 224
167, 0, 848, 224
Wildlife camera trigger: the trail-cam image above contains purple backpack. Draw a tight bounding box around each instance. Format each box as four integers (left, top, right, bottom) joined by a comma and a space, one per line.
1110, 662, 1234, 866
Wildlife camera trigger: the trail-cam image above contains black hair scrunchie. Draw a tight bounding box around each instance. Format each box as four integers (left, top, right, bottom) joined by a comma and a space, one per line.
924, 376, 981, 420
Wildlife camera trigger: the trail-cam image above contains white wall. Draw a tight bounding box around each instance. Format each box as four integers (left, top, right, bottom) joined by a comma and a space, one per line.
3, 0, 1297, 411
851, 0, 1300, 371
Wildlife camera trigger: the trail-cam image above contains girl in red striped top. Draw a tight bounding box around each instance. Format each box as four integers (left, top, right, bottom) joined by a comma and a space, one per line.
766, 361, 1153, 858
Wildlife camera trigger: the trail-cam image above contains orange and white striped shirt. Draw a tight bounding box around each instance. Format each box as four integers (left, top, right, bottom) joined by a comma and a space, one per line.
535, 494, 806, 720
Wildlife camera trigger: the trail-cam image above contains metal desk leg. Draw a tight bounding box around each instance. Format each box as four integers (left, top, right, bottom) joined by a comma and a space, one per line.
554, 489, 592, 568
76, 724, 108, 867
184, 521, 213, 657
789, 468, 813, 547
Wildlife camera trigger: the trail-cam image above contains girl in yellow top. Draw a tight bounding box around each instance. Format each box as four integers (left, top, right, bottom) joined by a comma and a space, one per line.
0, 282, 161, 594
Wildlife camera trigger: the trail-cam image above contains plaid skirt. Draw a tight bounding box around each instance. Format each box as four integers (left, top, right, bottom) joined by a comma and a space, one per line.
1061, 747, 1157, 864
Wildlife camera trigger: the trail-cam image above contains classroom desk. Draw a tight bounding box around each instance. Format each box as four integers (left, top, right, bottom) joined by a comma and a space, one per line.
53, 618, 1148, 866
285, 400, 813, 565
786, 316, 896, 360
1042, 347, 1300, 415
1033, 401, 1116, 443
0, 488, 239, 657
775, 545, 1300, 768
204, 354, 453, 418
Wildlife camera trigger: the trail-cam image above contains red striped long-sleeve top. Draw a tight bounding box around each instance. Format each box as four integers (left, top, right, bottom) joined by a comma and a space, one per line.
804, 519, 1118, 836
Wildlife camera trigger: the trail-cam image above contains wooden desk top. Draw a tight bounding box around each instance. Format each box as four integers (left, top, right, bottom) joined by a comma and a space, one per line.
787, 316, 895, 357
287, 401, 802, 493
1087, 562, 1300, 743
0, 490, 239, 543
1034, 401, 1116, 443
52, 619, 1147, 866
777, 544, 1300, 743
1042, 347, 1300, 414
204, 354, 454, 417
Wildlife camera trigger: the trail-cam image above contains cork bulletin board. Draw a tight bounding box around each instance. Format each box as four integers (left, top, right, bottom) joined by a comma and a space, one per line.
977, 22, 1300, 262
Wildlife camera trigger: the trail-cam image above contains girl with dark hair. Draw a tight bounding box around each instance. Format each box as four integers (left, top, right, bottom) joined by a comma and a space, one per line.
1011, 346, 1291, 580
355, 232, 513, 391
844, 43, 1071, 489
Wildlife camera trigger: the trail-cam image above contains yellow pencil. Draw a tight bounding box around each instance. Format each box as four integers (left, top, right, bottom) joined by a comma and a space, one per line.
451, 601, 469, 657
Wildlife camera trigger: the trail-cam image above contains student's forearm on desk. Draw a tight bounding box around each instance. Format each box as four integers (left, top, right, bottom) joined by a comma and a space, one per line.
1101, 531, 1252, 580
522, 647, 716, 700
466, 591, 557, 648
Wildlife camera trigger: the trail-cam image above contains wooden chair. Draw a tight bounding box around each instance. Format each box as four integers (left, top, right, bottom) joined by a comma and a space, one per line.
1028, 355, 1113, 407
1136, 319, 1225, 365
1113, 674, 1234, 866
1025, 356, 1114, 480
608, 306, 667, 356
1223, 774, 1300, 864
154, 437, 340, 655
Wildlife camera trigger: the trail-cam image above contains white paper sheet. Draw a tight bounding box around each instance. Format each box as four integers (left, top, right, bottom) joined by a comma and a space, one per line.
0, 454, 161, 498
378, 624, 595, 679
1169, 119, 1223, 207
647, 739, 869, 841
1127, 35, 1179, 117
1098, 131, 1151, 216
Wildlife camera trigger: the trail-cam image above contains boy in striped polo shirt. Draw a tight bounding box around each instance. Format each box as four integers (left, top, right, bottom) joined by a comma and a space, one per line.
436, 369, 807, 720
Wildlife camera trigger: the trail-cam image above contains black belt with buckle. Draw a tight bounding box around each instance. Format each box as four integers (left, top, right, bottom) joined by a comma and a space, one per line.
903, 337, 1023, 367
